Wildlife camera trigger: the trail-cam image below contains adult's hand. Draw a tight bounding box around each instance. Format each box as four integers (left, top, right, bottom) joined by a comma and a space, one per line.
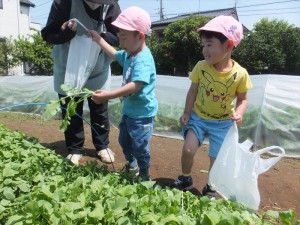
61, 20, 77, 32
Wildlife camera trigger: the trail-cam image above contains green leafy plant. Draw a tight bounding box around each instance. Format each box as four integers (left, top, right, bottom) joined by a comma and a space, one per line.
41, 85, 93, 132
239, 105, 300, 154
0, 124, 299, 224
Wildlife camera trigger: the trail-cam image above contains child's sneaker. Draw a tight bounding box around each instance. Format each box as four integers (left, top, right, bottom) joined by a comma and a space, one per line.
171, 175, 194, 191
122, 163, 139, 176
137, 174, 151, 182
137, 168, 150, 182
202, 184, 216, 198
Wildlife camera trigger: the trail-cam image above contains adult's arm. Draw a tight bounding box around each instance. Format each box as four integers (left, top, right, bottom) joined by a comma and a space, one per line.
41, 0, 75, 45
102, 2, 121, 46
41, 0, 121, 46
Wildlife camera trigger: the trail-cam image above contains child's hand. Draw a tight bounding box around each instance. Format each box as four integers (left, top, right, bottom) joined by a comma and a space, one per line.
231, 112, 242, 126
88, 30, 101, 42
180, 113, 190, 126
91, 90, 109, 104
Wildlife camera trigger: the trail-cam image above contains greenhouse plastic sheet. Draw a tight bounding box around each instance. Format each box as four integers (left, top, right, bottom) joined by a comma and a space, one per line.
0, 74, 299, 157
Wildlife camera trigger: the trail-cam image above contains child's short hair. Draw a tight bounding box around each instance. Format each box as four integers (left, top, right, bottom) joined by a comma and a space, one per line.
199, 30, 228, 44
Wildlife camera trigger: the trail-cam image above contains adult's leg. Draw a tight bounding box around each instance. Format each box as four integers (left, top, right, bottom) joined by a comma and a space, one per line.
87, 97, 109, 150
59, 94, 85, 154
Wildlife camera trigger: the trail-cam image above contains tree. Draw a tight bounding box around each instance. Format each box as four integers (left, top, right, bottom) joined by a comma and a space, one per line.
148, 35, 171, 75
2, 18, 298, 77
152, 15, 211, 76
279, 27, 300, 74
13, 32, 53, 75
0, 38, 21, 75
233, 18, 300, 75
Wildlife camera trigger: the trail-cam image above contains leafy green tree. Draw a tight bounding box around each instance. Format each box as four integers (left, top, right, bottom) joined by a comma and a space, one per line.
147, 34, 173, 74
234, 18, 300, 74
3, 18, 298, 77
13, 32, 53, 75
279, 27, 300, 74
0, 38, 21, 75
153, 15, 211, 76
233, 31, 270, 74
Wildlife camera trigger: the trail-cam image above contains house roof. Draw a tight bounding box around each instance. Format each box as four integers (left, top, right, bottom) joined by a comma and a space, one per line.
152, 7, 238, 27
20, 0, 35, 7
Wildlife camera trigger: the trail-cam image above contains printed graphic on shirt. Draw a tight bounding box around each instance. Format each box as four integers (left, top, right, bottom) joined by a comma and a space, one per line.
199, 70, 237, 119
120, 57, 135, 102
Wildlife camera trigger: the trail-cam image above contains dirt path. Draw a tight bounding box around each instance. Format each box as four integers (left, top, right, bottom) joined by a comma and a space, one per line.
0, 112, 299, 219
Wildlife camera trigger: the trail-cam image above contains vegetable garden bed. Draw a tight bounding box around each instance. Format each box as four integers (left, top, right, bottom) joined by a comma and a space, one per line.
0, 116, 299, 224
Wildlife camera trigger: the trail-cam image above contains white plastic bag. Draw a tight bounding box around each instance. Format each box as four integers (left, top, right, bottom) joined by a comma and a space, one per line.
209, 123, 285, 211
64, 35, 100, 91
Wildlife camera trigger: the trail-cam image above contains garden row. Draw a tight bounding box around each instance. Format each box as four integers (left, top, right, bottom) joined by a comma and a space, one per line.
0, 124, 298, 224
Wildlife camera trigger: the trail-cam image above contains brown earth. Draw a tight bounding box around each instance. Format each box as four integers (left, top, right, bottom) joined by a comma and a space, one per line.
0, 112, 299, 219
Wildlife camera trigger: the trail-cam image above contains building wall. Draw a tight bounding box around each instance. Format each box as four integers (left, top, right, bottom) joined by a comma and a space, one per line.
0, 0, 37, 75
19, 4, 31, 38
0, 0, 24, 39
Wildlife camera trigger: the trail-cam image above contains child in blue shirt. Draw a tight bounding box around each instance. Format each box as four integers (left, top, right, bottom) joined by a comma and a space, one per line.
89, 6, 158, 180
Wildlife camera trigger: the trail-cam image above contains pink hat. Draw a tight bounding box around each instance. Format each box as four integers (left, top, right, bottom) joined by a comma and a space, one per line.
197, 15, 243, 47
112, 6, 151, 35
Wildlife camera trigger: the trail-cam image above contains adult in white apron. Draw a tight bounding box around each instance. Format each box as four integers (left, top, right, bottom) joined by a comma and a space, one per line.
41, 0, 121, 165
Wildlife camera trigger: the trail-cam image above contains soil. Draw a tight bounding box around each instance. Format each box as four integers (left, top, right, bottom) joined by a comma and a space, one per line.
0, 112, 299, 219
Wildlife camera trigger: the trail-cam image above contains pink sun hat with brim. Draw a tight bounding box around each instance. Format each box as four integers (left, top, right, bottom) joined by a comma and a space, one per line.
112, 6, 151, 35
197, 15, 243, 47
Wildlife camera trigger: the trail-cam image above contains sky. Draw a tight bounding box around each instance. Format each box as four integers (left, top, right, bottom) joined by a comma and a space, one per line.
30, 0, 300, 30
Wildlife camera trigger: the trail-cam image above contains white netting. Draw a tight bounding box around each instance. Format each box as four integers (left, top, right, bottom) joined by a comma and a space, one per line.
0, 74, 299, 157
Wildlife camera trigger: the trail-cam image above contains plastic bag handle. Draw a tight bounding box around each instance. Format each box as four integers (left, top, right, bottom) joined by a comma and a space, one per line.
255, 146, 284, 156
255, 146, 285, 174
70, 18, 89, 32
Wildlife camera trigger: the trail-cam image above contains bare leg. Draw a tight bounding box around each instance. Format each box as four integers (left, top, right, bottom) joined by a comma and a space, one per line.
202, 156, 217, 196
209, 157, 216, 171
181, 129, 200, 174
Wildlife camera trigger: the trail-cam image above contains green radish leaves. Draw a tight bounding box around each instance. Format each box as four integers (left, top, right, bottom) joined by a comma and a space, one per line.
41, 85, 94, 132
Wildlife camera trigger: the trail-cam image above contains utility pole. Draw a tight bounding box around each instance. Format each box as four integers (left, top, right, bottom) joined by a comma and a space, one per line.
159, 0, 164, 20
17, 0, 20, 38
17, 0, 24, 75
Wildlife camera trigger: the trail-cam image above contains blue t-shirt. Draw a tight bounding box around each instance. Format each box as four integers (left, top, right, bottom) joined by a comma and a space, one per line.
115, 47, 158, 118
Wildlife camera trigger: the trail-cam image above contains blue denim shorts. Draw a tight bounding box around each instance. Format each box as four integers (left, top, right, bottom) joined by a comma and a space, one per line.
182, 111, 233, 158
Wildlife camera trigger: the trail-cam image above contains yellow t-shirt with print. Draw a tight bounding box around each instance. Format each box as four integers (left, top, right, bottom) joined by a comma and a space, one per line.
189, 60, 252, 120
